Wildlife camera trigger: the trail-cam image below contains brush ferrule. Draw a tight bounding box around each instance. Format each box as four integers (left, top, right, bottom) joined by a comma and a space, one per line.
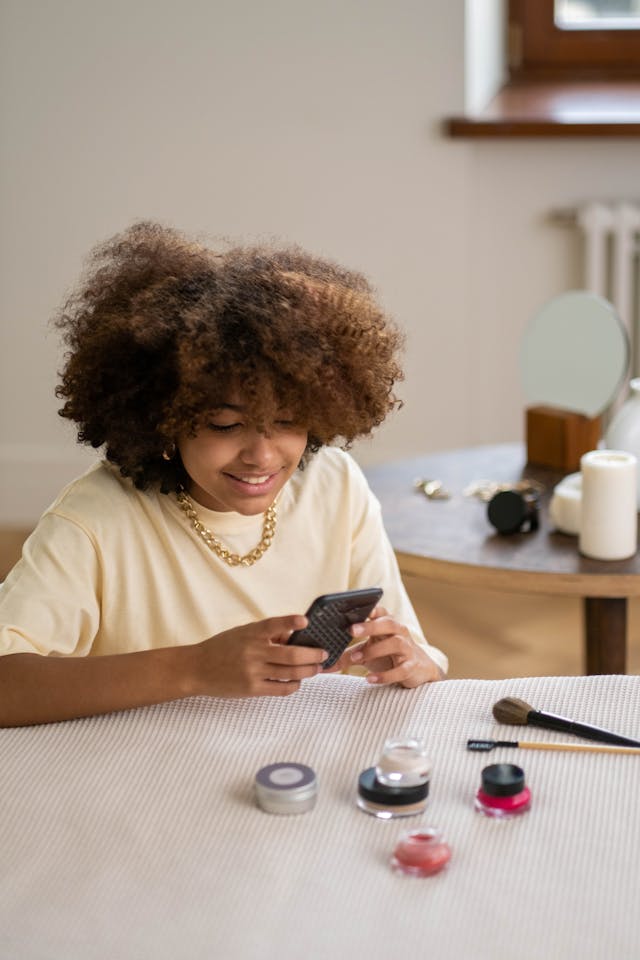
467, 740, 518, 751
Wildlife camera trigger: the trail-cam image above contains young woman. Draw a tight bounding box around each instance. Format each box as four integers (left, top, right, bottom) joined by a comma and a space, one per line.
0, 222, 447, 726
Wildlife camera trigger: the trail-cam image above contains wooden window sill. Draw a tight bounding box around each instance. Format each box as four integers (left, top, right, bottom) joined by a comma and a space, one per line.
445, 79, 640, 138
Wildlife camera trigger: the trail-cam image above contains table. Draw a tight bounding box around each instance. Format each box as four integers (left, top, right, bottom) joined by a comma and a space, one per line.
365, 443, 640, 675
2, 674, 639, 959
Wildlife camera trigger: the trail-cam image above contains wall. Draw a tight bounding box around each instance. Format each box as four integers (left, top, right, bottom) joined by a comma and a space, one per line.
1, 0, 640, 525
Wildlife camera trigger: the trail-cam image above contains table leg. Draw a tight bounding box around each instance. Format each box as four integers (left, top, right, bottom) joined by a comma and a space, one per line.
583, 597, 627, 675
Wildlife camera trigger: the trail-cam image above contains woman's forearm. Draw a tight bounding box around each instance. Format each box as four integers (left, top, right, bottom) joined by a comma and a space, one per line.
0, 615, 330, 726
0, 645, 202, 727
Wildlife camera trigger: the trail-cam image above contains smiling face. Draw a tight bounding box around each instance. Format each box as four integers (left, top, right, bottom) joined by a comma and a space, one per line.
177, 400, 309, 515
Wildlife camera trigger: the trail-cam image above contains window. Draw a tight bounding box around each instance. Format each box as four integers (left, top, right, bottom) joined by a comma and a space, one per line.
445, 0, 640, 136
509, 0, 640, 78
556, 0, 640, 30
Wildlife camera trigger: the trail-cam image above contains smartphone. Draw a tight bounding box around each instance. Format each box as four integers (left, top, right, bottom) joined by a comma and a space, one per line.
287, 587, 383, 669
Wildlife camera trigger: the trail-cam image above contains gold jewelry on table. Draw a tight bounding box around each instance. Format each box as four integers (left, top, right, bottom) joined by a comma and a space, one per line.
463, 478, 545, 502
414, 478, 451, 500
176, 490, 277, 566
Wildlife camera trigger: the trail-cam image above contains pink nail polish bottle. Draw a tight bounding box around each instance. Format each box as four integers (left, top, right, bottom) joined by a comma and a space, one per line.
475, 763, 531, 819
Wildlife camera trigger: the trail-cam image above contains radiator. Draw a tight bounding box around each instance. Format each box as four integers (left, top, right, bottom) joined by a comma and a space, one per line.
554, 202, 640, 377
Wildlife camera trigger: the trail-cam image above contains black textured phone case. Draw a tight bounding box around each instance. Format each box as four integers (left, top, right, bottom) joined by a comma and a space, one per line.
290, 593, 381, 668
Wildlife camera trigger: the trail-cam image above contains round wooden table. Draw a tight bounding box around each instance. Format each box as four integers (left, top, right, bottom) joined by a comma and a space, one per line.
365, 442, 640, 675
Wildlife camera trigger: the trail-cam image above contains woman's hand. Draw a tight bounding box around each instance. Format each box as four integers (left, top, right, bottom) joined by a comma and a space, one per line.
193, 614, 327, 698
332, 605, 444, 688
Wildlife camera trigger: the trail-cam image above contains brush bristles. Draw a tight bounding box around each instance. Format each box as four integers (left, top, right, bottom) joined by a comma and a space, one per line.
492, 697, 533, 726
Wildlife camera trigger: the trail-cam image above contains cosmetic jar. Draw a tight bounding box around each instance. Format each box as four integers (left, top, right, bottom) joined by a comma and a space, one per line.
357, 738, 431, 819
375, 737, 431, 788
487, 489, 539, 535
357, 767, 429, 819
391, 828, 452, 877
255, 762, 317, 815
474, 763, 531, 819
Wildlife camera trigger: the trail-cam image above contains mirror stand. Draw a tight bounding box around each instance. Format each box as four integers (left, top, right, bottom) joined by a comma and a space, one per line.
522, 291, 629, 472
526, 405, 602, 472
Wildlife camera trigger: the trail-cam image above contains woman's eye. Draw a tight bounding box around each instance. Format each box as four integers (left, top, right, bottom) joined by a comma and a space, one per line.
208, 422, 241, 433
275, 419, 295, 428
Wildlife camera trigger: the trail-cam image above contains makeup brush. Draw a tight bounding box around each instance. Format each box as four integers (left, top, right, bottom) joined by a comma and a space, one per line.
492, 697, 640, 748
467, 738, 640, 755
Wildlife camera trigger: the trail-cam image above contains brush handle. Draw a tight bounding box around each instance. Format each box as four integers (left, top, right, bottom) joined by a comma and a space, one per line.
528, 710, 640, 748
521, 740, 640, 755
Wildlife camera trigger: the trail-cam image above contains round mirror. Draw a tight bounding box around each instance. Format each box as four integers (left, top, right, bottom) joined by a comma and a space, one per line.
521, 291, 629, 417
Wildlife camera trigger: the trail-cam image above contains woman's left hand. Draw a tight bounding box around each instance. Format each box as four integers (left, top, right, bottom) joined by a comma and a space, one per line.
330, 605, 444, 688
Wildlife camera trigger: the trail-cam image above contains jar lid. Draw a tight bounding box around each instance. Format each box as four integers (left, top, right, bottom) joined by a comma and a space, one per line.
358, 767, 429, 806
481, 763, 525, 797
487, 490, 528, 534
256, 762, 316, 796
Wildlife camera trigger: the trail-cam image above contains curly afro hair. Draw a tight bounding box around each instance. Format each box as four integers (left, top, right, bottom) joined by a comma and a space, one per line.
54, 221, 404, 491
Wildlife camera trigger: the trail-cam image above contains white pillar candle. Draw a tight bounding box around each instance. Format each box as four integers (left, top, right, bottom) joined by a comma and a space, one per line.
579, 450, 638, 561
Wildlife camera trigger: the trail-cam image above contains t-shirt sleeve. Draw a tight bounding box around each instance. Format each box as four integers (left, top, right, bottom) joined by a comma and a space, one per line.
0, 512, 101, 657
346, 457, 448, 675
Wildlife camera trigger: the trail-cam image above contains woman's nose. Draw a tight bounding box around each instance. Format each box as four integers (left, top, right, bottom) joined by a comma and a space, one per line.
239, 430, 276, 467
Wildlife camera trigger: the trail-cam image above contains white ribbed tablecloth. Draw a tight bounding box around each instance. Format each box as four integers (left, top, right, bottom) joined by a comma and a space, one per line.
2, 673, 640, 960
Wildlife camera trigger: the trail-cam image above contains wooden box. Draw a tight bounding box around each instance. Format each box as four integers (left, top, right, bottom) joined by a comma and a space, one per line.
526, 405, 602, 472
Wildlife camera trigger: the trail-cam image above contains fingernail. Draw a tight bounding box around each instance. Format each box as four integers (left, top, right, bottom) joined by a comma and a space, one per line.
350, 650, 363, 662
351, 624, 363, 636
366, 675, 379, 684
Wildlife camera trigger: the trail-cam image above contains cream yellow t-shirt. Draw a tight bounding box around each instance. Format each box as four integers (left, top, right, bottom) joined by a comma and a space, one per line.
0, 447, 447, 673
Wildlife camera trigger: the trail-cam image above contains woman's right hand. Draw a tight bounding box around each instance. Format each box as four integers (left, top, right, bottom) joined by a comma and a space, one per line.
193, 615, 328, 698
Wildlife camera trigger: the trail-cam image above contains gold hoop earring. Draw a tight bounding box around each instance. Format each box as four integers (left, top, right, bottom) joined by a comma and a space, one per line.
162, 442, 176, 461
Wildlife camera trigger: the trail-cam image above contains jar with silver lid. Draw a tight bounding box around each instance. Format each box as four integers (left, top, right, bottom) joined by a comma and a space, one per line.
254, 762, 317, 815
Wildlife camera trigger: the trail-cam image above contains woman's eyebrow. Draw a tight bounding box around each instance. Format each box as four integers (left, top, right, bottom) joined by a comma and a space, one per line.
214, 403, 246, 413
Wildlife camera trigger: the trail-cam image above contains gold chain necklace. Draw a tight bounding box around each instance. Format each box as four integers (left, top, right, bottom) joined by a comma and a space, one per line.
176, 490, 277, 567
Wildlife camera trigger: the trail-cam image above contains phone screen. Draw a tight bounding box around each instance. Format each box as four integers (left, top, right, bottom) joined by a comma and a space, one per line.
287, 587, 383, 669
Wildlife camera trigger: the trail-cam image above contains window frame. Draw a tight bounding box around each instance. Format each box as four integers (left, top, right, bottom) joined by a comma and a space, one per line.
509, 0, 640, 79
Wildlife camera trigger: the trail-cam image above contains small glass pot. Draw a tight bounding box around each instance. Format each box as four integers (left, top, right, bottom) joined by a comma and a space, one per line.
375, 737, 431, 788
475, 763, 531, 819
357, 736, 431, 820
391, 828, 452, 877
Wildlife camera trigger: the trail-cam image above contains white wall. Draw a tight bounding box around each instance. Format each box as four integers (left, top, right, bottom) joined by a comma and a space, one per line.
1, 0, 640, 525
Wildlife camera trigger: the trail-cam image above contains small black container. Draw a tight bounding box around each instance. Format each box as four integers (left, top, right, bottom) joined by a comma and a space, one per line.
487, 490, 539, 535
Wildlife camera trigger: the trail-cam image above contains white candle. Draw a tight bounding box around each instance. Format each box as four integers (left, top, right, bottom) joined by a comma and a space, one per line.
549, 472, 582, 536
579, 450, 638, 561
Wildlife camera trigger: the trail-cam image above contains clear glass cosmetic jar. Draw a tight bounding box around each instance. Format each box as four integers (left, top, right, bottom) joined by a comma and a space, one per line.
357, 737, 431, 819
475, 763, 531, 819
255, 762, 317, 815
375, 737, 431, 788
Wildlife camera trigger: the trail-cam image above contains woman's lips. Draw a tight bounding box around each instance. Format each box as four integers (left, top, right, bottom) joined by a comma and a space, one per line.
223, 470, 281, 496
